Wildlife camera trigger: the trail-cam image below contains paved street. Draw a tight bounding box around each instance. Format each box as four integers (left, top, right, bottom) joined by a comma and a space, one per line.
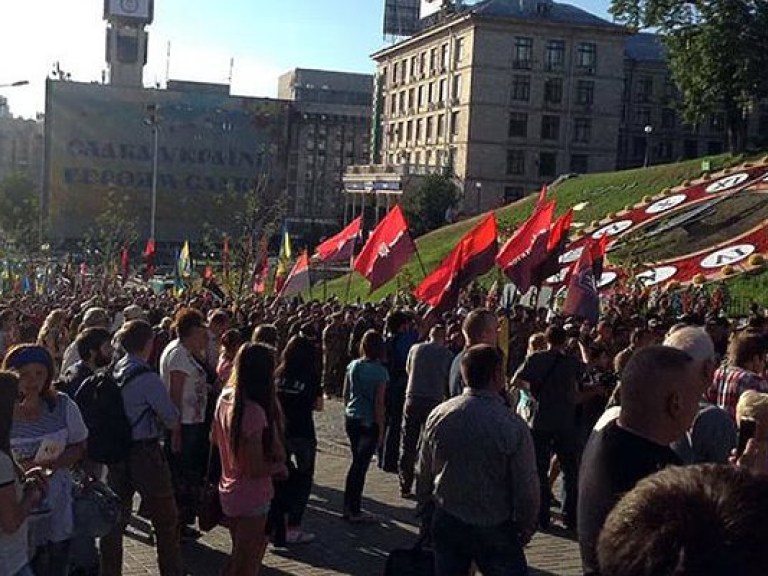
123, 400, 582, 575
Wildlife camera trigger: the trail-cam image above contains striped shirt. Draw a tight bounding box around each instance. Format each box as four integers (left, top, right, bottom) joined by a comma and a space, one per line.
706, 365, 768, 420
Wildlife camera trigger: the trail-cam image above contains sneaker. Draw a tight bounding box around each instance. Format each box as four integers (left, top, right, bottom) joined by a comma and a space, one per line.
286, 529, 316, 544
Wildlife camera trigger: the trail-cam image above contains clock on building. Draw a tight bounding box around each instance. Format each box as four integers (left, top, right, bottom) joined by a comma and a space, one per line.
104, 0, 153, 23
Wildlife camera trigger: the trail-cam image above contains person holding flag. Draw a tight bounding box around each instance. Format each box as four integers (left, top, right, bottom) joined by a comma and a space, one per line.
275, 225, 293, 293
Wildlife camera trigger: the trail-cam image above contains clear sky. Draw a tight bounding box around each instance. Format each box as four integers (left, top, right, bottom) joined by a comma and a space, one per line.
2, 0, 612, 119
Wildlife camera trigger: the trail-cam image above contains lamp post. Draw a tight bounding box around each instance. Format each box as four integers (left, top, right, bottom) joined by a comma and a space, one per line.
144, 104, 160, 241
643, 124, 653, 168
475, 181, 482, 214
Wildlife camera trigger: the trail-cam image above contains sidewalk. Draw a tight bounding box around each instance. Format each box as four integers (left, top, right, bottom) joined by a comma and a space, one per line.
123, 400, 582, 575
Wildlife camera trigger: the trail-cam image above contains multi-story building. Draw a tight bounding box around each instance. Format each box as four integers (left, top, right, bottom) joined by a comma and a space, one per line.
354, 0, 628, 214
278, 69, 373, 237
0, 109, 44, 185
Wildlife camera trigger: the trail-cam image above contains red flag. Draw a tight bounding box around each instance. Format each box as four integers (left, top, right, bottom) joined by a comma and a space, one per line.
315, 216, 361, 263
563, 240, 600, 324
278, 250, 310, 298
203, 265, 214, 280
353, 205, 415, 293
222, 236, 230, 280
591, 233, 609, 281
121, 246, 130, 281
496, 201, 555, 293
143, 238, 156, 279
536, 184, 548, 210
414, 213, 498, 311
534, 208, 574, 286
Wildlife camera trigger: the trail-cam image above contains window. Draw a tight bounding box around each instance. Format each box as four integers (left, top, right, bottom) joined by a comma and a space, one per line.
541, 115, 560, 140
441, 43, 449, 70
632, 136, 646, 158
452, 74, 462, 101
450, 111, 459, 136
504, 186, 525, 203
398, 122, 404, 143
425, 149, 432, 165
416, 118, 423, 141
637, 76, 653, 102
428, 82, 434, 103
544, 78, 563, 104
514, 37, 533, 69
426, 116, 434, 140
437, 114, 445, 138
392, 62, 398, 83
406, 120, 413, 141
408, 88, 415, 110
420, 52, 427, 75
661, 108, 676, 129
511, 75, 531, 101
455, 37, 465, 63
658, 140, 673, 160
634, 107, 652, 126
683, 139, 698, 159
573, 118, 591, 143
709, 113, 725, 132
508, 112, 528, 137
576, 42, 597, 72
539, 152, 557, 177
417, 85, 424, 108
439, 78, 447, 102
570, 154, 588, 173
545, 40, 565, 71
429, 48, 437, 72
506, 149, 525, 175
576, 80, 594, 105
708, 140, 724, 154
410, 56, 418, 79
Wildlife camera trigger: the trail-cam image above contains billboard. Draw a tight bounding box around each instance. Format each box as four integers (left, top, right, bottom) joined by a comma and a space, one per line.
44, 80, 291, 243
383, 0, 421, 36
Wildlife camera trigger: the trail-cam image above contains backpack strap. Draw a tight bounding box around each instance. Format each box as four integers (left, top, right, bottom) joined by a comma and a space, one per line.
117, 366, 155, 430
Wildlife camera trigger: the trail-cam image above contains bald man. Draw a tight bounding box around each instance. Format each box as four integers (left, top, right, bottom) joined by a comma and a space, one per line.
577, 346, 705, 576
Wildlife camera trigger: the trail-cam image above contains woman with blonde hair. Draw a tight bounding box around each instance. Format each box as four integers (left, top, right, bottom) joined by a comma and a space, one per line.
37, 310, 68, 373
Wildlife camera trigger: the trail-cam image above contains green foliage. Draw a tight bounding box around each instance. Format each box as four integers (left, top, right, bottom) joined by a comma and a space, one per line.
81, 187, 138, 271
0, 173, 39, 251
402, 174, 459, 236
610, 0, 768, 152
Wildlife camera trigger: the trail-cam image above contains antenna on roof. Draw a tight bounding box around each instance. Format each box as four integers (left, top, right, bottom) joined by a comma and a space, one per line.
165, 41, 171, 87
228, 57, 234, 86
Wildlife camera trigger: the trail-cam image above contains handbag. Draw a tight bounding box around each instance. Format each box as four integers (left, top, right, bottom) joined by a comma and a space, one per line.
72, 474, 121, 538
198, 443, 222, 532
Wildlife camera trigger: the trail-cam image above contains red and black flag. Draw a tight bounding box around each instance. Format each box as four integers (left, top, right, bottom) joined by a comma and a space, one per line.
353, 205, 415, 293
142, 238, 156, 280
278, 250, 311, 298
591, 233, 609, 282
413, 213, 498, 313
533, 208, 573, 286
121, 246, 130, 282
563, 240, 600, 324
496, 201, 554, 294
314, 216, 362, 263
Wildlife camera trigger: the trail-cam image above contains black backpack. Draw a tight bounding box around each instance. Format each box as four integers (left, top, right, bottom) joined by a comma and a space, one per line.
74, 365, 152, 464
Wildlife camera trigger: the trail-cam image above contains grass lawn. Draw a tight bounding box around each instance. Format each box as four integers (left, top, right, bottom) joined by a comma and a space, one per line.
321, 152, 768, 305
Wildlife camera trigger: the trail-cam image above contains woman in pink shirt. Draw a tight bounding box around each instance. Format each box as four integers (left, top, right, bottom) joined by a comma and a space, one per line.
212, 343, 286, 576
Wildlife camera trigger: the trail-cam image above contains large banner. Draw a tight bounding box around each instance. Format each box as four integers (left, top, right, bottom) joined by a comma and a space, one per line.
44, 80, 291, 243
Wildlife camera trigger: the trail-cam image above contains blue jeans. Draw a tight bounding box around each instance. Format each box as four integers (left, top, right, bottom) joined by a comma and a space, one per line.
344, 418, 379, 515
432, 508, 528, 576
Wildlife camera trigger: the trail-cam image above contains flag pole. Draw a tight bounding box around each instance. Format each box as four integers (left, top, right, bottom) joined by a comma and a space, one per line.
322, 260, 328, 301
344, 269, 354, 303
410, 234, 428, 279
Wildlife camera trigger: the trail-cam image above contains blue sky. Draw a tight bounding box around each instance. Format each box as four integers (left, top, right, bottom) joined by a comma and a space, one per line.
2, 0, 612, 119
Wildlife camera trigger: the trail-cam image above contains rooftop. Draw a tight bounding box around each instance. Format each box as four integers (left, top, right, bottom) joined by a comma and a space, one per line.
625, 32, 666, 62
469, 0, 623, 29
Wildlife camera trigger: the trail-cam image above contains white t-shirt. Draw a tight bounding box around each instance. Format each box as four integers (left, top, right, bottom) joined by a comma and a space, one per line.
0, 452, 28, 575
160, 339, 210, 425
10, 393, 88, 546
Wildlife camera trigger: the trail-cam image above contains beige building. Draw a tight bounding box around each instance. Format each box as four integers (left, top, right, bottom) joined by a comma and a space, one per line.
364, 0, 627, 213
0, 106, 44, 185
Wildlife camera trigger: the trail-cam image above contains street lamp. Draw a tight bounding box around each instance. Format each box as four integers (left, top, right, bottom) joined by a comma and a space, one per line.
475, 181, 482, 214
144, 104, 160, 242
0, 80, 29, 88
643, 124, 653, 168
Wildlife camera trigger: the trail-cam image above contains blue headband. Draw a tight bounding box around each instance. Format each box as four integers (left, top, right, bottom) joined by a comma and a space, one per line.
4, 347, 52, 370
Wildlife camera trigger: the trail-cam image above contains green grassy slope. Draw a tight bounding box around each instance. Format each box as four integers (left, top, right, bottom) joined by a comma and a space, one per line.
323, 153, 768, 303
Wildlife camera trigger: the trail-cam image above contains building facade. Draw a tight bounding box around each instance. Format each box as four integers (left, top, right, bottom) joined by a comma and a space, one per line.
0, 109, 44, 185
278, 69, 373, 238
364, 0, 627, 213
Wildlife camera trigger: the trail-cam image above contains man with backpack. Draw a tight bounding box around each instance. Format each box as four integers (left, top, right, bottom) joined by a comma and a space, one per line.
59, 327, 113, 398
93, 320, 184, 576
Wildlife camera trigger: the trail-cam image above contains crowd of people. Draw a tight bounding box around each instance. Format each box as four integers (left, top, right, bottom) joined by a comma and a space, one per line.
0, 284, 767, 576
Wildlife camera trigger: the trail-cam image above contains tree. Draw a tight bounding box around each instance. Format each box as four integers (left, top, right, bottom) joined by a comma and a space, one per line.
0, 173, 40, 252
81, 186, 139, 278
403, 174, 459, 236
611, 0, 768, 152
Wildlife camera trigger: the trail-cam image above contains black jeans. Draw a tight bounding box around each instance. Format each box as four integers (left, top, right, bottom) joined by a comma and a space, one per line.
398, 397, 439, 493
381, 383, 405, 473
285, 436, 317, 526
32, 540, 71, 576
432, 508, 528, 576
344, 418, 379, 515
166, 422, 209, 525
532, 429, 579, 528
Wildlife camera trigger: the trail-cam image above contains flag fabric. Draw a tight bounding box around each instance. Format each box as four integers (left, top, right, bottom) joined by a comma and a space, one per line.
563, 240, 600, 324
496, 201, 555, 293
222, 236, 230, 280
252, 235, 269, 294
173, 249, 185, 296
536, 184, 548, 210
591, 233, 609, 282
178, 241, 192, 278
275, 224, 293, 287
314, 216, 362, 263
143, 238, 156, 279
533, 208, 574, 286
353, 205, 415, 293
278, 250, 310, 298
121, 246, 130, 281
413, 213, 498, 312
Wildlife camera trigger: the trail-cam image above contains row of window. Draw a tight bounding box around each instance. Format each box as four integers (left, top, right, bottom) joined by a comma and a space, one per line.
513, 38, 597, 73
386, 75, 463, 117
385, 38, 466, 86
511, 76, 595, 105
385, 112, 461, 146
508, 113, 592, 143
506, 150, 589, 177
387, 147, 457, 169
627, 107, 725, 133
